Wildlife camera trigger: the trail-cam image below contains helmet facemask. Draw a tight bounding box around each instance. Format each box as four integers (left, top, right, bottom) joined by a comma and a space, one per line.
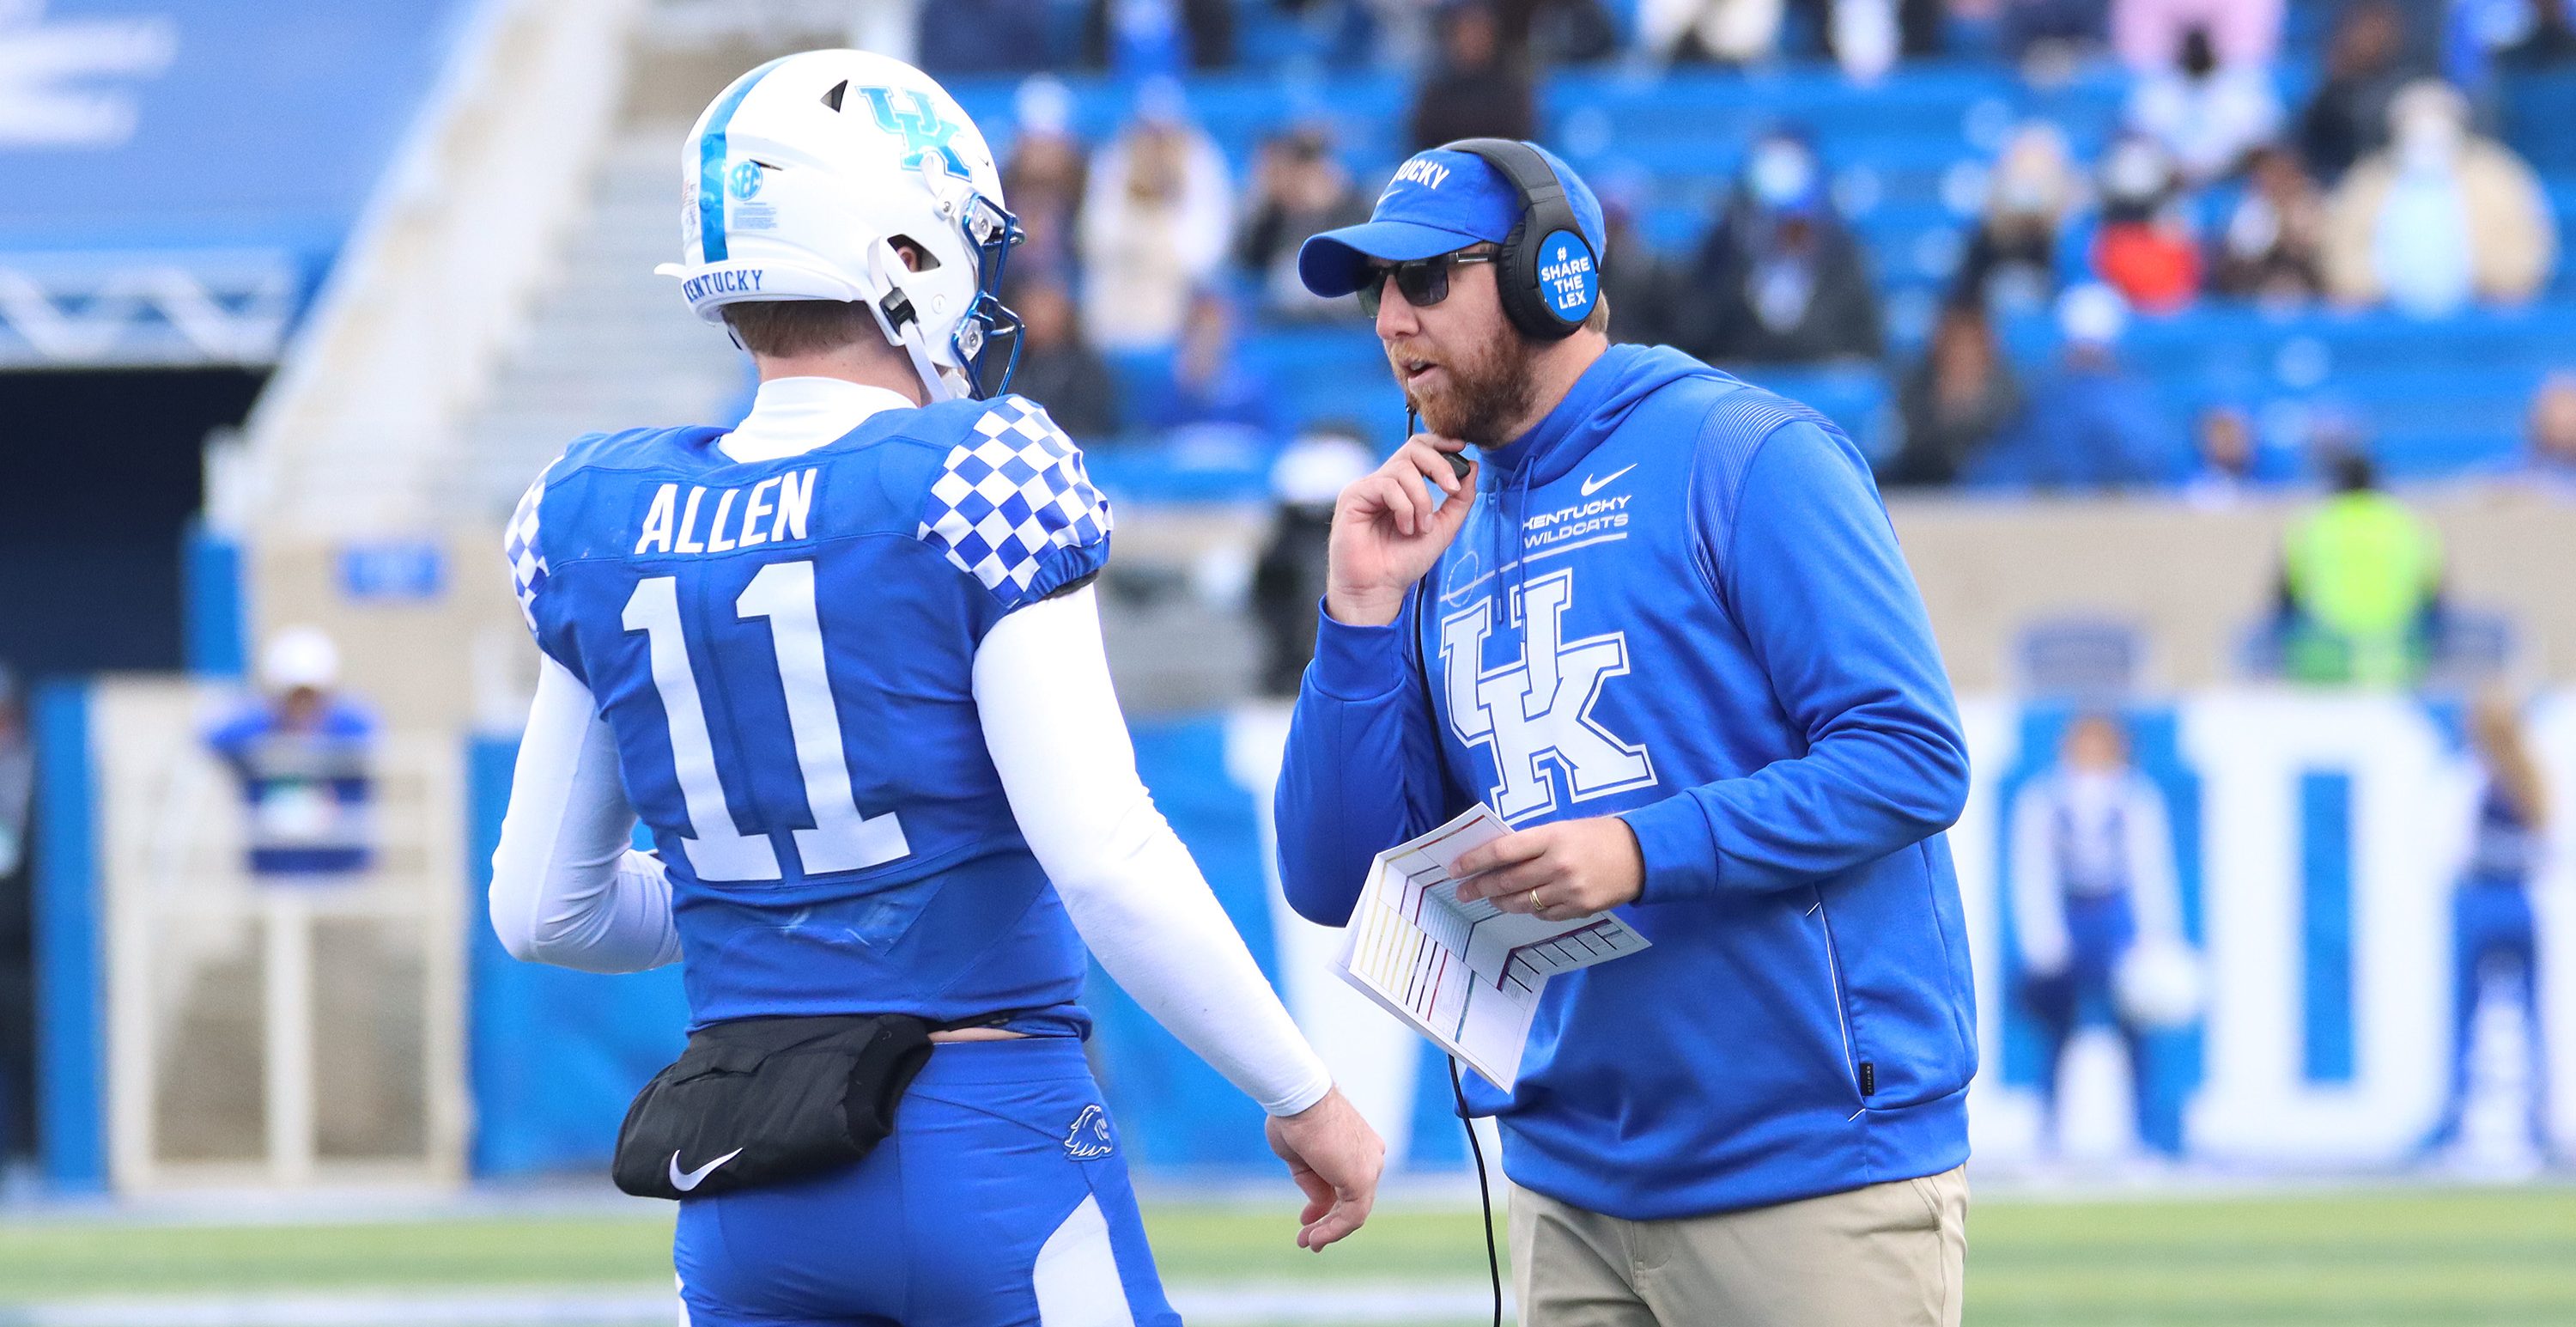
873, 174, 1024, 402
947, 190, 1025, 399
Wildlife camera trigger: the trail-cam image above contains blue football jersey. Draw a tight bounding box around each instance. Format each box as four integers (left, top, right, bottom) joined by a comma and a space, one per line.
505, 394, 1114, 1030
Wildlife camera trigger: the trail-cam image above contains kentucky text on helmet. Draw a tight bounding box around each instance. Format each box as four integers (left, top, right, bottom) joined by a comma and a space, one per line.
683, 269, 764, 302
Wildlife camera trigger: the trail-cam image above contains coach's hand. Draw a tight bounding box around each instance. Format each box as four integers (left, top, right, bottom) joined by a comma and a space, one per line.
1264, 1087, 1385, 1251
1453, 816, 1647, 920
1324, 434, 1477, 628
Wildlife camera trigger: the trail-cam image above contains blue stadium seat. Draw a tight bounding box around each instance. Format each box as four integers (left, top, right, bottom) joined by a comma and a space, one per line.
944, 61, 2576, 496
2503, 72, 2576, 175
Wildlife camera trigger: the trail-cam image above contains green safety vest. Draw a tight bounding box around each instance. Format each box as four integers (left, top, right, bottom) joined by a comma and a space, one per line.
2281, 492, 2440, 685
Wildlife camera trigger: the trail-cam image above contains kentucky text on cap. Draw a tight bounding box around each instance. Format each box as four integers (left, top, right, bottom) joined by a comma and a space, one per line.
1297, 142, 1606, 301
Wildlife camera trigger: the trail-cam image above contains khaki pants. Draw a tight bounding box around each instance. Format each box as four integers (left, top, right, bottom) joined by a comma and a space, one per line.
1509, 1166, 1967, 1327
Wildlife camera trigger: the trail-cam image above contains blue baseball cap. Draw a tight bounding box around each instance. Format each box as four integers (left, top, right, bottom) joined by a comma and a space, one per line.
1297, 143, 1605, 299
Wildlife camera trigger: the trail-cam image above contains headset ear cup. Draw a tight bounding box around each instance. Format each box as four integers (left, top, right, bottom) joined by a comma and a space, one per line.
1441, 137, 1594, 339
1493, 217, 1537, 339
1528, 227, 1596, 338
1495, 216, 1572, 341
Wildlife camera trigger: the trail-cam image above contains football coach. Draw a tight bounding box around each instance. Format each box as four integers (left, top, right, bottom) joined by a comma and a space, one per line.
1273, 138, 1976, 1326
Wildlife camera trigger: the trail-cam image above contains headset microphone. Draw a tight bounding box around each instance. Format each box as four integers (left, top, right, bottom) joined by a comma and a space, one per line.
1408, 405, 1474, 481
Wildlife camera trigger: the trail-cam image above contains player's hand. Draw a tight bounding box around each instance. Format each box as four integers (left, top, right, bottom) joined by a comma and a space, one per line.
1323, 434, 1477, 628
1452, 816, 1647, 921
1264, 1087, 1385, 1251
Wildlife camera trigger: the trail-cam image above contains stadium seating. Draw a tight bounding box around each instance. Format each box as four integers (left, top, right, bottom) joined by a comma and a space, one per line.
936, 51, 2576, 504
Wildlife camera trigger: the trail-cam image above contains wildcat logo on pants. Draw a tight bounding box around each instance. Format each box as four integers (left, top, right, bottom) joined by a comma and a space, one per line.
1439, 568, 1656, 823
1063, 1105, 1115, 1160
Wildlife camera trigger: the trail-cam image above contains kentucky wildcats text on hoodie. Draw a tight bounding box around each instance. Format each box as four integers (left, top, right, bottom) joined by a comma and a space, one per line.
1276, 343, 1977, 1220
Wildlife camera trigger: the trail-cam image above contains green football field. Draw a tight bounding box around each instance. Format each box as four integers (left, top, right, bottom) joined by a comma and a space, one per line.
3, 1184, 2573, 1325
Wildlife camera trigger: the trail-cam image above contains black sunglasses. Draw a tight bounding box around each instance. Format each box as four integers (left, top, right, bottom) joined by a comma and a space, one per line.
1356, 251, 1497, 316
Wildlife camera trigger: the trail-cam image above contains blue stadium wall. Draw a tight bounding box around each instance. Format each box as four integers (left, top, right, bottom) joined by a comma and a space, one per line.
461, 692, 2576, 1178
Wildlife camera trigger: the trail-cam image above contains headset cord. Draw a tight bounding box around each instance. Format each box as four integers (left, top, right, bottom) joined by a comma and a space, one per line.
1450, 1056, 1504, 1327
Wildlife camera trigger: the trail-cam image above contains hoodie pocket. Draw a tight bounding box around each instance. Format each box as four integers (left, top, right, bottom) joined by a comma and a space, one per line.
1810, 886, 1868, 1109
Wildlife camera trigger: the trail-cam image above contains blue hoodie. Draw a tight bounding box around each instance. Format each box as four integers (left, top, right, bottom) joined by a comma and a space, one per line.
1275, 344, 1977, 1220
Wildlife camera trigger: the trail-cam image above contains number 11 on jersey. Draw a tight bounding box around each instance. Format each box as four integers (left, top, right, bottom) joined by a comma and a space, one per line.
622, 561, 910, 882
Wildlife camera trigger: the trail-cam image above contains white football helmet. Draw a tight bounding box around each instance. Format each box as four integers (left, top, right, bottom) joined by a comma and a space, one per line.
655, 51, 1024, 400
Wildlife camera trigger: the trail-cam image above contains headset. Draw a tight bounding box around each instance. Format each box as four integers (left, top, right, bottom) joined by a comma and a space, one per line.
1438, 137, 1601, 342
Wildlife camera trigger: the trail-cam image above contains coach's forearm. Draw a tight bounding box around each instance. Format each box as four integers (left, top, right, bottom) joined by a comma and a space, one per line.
1620, 720, 1969, 900
1276, 607, 1443, 926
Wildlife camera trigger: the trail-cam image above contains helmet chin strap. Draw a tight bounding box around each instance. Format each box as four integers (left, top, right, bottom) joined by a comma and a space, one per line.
860, 240, 967, 403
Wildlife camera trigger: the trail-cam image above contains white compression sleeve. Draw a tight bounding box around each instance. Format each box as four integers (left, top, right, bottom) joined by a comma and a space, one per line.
488, 654, 683, 974
975, 586, 1334, 1117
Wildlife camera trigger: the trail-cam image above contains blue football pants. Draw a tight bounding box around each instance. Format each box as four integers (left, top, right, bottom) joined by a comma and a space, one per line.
675, 1037, 1178, 1326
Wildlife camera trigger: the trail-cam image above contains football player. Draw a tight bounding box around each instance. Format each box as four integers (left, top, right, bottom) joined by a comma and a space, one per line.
488, 50, 1382, 1326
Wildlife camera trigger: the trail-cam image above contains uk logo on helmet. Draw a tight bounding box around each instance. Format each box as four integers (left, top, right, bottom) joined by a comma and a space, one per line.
856, 85, 969, 179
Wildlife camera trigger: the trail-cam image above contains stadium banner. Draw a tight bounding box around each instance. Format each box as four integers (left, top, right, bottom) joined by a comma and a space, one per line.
0, 0, 474, 365
460, 691, 2576, 1178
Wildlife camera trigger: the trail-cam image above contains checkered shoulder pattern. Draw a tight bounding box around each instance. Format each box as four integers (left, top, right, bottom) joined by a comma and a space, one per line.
504, 462, 555, 635
914, 398, 1114, 605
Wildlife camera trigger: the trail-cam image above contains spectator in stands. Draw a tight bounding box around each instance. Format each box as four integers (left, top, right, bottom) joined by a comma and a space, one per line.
1001, 77, 1090, 288
2418, 687, 2558, 1166
1251, 422, 1376, 697
0, 662, 29, 1165
2322, 80, 2557, 315
1822, 0, 1906, 82
1637, 0, 1783, 65
1955, 122, 2084, 316
2111, 0, 2281, 71
2211, 145, 2328, 302
2518, 371, 2576, 490
2495, 0, 2576, 71
2299, 1, 2421, 183
2123, 26, 2282, 186
1408, 2, 1537, 152
1674, 129, 1885, 363
1235, 126, 1372, 323
1598, 178, 1679, 346
1495, 0, 1624, 65
1969, 284, 2183, 489
1079, 81, 1234, 350
1136, 290, 1279, 441
1006, 279, 1121, 441
1084, 0, 1236, 76
1998, 0, 2112, 64
1883, 302, 2024, 487
1893, 0, 1950, 56
2182, 405, 2263, 505
205, 628, 377, 880
913, 0, 1053, 74
2090, 136, 2202, 313
2274, 451, 2444, 685
1273, 0, 1404, 67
